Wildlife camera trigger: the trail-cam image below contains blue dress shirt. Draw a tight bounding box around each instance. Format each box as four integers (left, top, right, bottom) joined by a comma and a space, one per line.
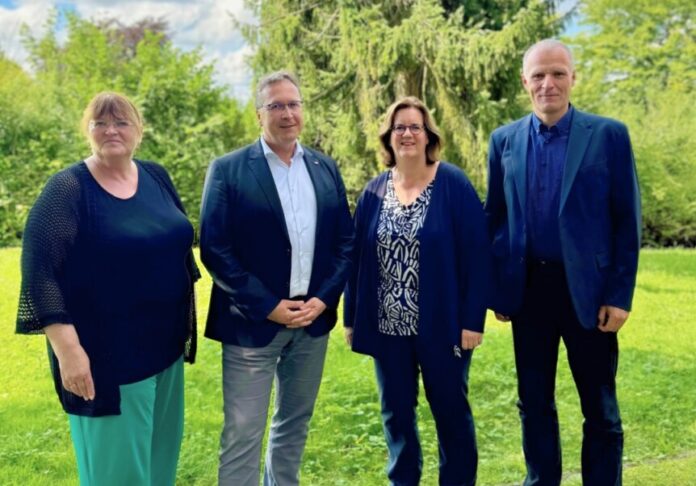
526, 106, 574, 262
260, 137, 318, 297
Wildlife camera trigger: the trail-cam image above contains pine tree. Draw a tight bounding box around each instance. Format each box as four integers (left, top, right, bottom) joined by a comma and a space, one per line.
242, 0, 560, 198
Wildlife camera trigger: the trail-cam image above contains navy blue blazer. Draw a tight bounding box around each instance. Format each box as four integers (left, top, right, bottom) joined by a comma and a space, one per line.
344, 162, 491, 357
200, 140, 354, 347
485, 109, 641, 330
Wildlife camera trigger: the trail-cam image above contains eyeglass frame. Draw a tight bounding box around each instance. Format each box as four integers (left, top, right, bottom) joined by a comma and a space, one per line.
88, 119, 134, 131
391, 123, 425, 135
260, 100, 303, 113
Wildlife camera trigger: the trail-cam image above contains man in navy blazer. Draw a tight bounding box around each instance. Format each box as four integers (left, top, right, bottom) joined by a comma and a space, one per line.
485, 40, 641, 485
200, 71, 353, 486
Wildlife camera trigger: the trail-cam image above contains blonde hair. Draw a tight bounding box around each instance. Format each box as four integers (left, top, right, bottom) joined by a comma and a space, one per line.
81, 92, 144, 143
378, 96, 442, 167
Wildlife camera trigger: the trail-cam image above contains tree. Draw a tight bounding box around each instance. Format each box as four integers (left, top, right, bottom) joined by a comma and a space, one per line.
0, 12, 257, 245
571, 0, 695, 111
570, 0, 696, 245
242, 0, 560, 199
0, 55, 39, 244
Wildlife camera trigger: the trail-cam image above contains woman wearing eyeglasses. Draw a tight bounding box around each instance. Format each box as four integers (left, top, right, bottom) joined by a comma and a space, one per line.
344, 96, 491, 485
16, 92, 199, 485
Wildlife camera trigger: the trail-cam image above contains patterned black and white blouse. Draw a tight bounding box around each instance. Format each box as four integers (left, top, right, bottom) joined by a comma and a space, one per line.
376, 170, 435, 336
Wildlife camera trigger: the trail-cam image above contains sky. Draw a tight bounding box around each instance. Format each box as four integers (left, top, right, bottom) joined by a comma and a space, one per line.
0, 0, 256, 99
0, 0, 580, 101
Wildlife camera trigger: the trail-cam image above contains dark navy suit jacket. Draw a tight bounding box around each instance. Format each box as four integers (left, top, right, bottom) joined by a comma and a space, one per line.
200, 140, 354, 347
485, 109, 641, 330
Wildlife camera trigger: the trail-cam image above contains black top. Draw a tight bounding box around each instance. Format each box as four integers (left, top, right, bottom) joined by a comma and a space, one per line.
16, 160, 200, 416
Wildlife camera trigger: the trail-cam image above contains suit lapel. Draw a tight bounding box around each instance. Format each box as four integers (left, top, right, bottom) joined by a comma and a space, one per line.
247, 140, 290, 241
511, 115, 531, 214
560, 110, 593, 214
303, 148, 326, 242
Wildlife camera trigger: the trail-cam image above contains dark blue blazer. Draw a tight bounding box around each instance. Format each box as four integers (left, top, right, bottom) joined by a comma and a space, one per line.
485, 109, 641, 330
344, 162, 491, 357
200, 140, 354, 347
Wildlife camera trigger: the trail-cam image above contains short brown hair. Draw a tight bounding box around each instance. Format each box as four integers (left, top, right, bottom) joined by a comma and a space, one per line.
378, 96, 442, 167
255, 71, 302, 109
81, 92, 144, 142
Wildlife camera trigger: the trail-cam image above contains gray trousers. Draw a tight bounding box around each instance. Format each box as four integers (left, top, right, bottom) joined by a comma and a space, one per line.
218, 328, 329, 486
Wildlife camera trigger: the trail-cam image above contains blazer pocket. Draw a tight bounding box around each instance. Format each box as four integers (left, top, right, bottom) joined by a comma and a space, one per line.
579, 159, 608, 173
595, 250, 611, 269
491, 236, 509, 257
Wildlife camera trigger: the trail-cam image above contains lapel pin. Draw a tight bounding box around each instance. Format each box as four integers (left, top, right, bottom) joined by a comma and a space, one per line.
313, 159, 319, 165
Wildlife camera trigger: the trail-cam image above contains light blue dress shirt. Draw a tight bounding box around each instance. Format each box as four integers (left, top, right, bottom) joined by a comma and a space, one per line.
260, 137, 317, 297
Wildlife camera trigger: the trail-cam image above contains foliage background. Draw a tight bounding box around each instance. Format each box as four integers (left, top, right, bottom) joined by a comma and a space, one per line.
241, 0, 558, 200
1, 0, 695, 246
0, 14, 258, 246
1, 1, 696, 483
570, 0, 696, 246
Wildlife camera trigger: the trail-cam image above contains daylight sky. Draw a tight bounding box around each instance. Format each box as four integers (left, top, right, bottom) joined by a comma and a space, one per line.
0, 0, 580, 101
0, 0, 255, 98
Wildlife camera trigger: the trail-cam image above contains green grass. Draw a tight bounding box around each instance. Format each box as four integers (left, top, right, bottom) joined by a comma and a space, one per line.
1, 248, 695, 485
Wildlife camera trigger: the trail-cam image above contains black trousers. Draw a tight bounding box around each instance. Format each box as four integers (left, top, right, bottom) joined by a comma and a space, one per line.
511, 261, 623, 486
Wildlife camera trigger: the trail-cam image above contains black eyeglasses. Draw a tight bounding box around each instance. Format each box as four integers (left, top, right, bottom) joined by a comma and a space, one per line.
392, 124, 424, 135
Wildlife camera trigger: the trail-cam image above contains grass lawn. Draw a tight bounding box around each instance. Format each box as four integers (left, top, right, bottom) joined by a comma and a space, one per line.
1, 247, 695, 485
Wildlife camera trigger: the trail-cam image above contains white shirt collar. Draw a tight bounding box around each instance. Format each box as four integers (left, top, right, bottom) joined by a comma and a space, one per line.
260, 137, 304, 164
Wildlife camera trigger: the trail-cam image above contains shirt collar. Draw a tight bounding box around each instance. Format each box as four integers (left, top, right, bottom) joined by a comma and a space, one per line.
260, 136, 304, 164
531, 104, 574, 135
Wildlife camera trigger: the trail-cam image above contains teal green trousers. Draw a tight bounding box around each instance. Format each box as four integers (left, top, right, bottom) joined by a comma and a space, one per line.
68, 356, 184, 486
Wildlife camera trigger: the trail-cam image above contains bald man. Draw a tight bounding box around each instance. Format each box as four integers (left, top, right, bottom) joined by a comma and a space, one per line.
485, 39, 641, 485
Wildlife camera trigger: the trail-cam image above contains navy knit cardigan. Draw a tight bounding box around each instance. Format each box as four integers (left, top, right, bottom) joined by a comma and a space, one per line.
16, 161, 200, 416
344, 162, 492, 357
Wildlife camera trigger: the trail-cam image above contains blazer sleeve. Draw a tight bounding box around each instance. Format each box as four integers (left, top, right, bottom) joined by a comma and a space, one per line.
483, 131, 512, 314
312, 159, 355, 308
604, 122, 641, 310
484, 131, 507, 244
199, 158, 280, 322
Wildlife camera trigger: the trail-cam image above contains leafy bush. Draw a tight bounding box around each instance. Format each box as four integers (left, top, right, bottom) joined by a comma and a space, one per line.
0, 14, 257, 246
570, 0, 696, 246
622, 93, 696, 246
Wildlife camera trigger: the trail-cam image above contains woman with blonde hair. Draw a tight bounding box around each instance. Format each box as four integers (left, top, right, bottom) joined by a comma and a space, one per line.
16, 92, 199, 485
344, 96, 491, 485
